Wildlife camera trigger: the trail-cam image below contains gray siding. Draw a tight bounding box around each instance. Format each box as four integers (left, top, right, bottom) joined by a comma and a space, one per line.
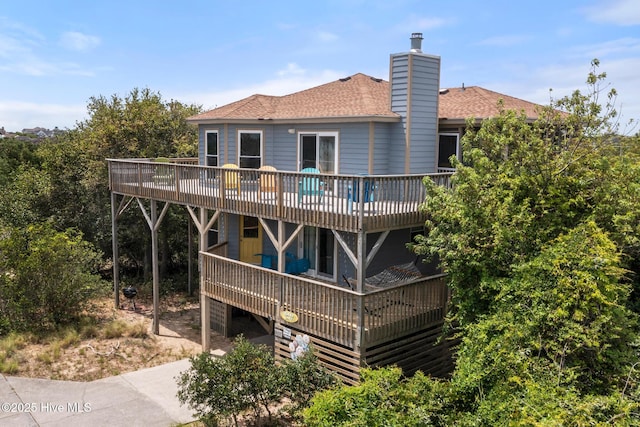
408, 55, 440, 173
389, 51, 441, 174
199, 122, 380, 174
198, 125, 226, 165
373, 123, 391, 174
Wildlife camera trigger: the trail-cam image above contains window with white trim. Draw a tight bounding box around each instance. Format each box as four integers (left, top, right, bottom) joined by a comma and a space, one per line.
299, 131, 338, 173
238, 130, 262, 169
205, 130, 218, 166
437, 133, 460, 172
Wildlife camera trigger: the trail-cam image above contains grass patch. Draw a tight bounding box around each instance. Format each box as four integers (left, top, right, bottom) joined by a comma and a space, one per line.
102, 319, 149, 339
102, 319, 129, 339
126, 322, 148, 338
0, 333, 31, 374
0, 359, 19, 374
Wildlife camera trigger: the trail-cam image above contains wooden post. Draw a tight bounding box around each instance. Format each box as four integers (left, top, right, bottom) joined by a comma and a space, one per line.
188, 218, 193, 296
355, 231, 366, 353
111, 192, 120, 309
151, 200, 160, 335
200, 207, 211, 351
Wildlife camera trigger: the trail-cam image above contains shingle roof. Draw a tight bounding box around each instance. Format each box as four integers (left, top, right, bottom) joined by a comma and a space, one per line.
189, 73, 398, 122
438, 85, 541, 121
188, 74, 544, 123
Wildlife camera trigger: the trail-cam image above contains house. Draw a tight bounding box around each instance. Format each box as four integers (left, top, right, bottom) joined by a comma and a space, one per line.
108, 33, 543, 383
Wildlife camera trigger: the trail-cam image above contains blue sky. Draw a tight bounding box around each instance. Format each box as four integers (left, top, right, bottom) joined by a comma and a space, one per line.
1, 0, 639, 133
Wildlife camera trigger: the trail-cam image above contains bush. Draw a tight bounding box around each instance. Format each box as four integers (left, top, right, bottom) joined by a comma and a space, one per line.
303, 366, 450, 427
0, 223, 107, 332
177, 336, 278, 426
177, 335, 337, 426
279, 348, 338, 415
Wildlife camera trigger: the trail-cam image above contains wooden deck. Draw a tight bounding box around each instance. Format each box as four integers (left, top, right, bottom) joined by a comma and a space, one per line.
108, 159, 452, 233
201, 252, 449, 349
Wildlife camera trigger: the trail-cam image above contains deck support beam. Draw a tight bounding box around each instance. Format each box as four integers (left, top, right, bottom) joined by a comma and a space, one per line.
111, 194, 134, 309
137, 198, 170, 335
111, 193, 120, 309
186, 205, 219, 351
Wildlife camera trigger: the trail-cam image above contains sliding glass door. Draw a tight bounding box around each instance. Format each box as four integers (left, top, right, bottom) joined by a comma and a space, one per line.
299, 132, 337, 173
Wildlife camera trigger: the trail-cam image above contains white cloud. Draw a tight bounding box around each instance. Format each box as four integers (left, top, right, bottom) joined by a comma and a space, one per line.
582, 0, 640, 25
173, 67, 343, 111
403, 15, 449, 31
568, 37, 640, 59
0, 100, 86, 131
475, 34, 531, 47
59, 31, 101, 52
277, 62, 306, 77
487, 57, 640, 131
316, 31, 339, 43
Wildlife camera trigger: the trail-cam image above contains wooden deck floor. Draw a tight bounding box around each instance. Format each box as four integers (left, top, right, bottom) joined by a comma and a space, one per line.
109, 159, 452, 232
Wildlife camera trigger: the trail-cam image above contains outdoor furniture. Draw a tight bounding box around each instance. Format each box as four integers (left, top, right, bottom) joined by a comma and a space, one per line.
348, 176, 375, 213
285, 252, 310, 275
222, 163, 240, 195
298, 167, 324, 204
258, 165, 277, 197
255, 253, 277, 269
153, 157, 174, 186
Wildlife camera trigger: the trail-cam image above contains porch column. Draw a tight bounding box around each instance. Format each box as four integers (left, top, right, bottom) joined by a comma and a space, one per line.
355, 230, 367, 353
111, 192, 120, 309
151, 200, 160, 335
200, 207, 211, 351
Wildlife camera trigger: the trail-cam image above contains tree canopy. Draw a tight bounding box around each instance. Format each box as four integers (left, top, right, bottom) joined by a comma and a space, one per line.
304, 60, 640, 425
0, 88, 202, 334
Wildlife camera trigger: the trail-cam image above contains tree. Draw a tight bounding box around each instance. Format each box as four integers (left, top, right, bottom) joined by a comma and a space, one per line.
0, 223, 107, 333
37, 88, 201, 277
413, 61, 640, 325
177, 336, 281, 426
177, 336, 337, 426
400, 60, 640, 423
303, 367, 450, 427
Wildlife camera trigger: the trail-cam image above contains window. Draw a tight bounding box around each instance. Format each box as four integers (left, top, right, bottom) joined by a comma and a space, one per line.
205, 131, 218, 167
437, 133, 460, 172
299, 132, 337, 173
238, 130, 262, 169
301, 227, 335, 279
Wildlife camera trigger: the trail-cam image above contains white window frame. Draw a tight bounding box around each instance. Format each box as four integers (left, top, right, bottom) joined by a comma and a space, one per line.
298, 131, 339, 173
299, 226, 337, 280
205, 130, 219, 167
437, 132, 460, 172
237, 130, 263, 169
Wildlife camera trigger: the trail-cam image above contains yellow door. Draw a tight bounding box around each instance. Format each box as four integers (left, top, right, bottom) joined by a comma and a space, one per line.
239, 216, 262, 264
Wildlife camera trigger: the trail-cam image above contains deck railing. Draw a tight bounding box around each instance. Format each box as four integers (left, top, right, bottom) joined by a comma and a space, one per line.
108, 158, 452, 233
201, 253, 449, 348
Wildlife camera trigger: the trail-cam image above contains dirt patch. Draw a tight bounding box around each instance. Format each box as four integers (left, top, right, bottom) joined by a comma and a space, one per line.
1, 292, 269, 382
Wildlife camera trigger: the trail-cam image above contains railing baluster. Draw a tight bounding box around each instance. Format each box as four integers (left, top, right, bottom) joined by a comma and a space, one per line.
107, 158, 452, 233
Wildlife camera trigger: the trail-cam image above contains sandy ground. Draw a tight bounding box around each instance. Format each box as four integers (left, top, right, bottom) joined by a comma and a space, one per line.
2, 292, 268, 382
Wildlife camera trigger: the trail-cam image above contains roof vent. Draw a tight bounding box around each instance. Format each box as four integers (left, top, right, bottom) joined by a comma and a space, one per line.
439, 88, 449, 94
339, 76, 352, 82
410, 32, 423, 53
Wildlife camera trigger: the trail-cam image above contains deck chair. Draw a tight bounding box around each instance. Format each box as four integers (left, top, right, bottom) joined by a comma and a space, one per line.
221, 163, 240, 195
258, 165, 277, 198
298, 167, 324, 204
153, 157, 174, 186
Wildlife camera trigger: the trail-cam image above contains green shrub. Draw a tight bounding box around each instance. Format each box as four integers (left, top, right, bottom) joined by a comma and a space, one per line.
177, 335, 278, 426
279, 348, 338, 415
177, 335, 336, 426
0, 223, 107, 332
303, 366, 450, 427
